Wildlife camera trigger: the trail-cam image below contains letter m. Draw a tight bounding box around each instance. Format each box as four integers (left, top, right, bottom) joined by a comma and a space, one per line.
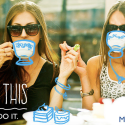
119, 117, 125, 122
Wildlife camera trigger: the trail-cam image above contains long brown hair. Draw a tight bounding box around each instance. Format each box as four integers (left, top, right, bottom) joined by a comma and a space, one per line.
99, 1, 125, 66
0, 1, 59, 104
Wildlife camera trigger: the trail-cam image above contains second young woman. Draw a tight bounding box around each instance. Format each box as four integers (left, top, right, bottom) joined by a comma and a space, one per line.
60, 1, 125, 110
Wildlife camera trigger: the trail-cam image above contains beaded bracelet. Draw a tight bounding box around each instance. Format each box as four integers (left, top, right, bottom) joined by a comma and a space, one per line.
55, 77, 71, 90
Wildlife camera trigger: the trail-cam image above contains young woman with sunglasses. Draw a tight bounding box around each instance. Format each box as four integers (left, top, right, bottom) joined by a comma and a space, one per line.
60, 1, 125, 110
0, 1, 78, 123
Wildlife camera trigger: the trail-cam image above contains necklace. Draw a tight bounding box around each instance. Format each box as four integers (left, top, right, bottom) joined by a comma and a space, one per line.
30, 57, 41, 75
109, 58, 125, 84
25, 57, 40, 80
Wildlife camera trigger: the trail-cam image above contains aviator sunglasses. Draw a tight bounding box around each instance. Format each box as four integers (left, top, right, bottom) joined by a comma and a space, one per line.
7, 24, 41, 37
106, 24, 125, 33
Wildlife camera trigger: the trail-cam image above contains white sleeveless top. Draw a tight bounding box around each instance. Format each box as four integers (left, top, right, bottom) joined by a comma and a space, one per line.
100, 64, 125, 99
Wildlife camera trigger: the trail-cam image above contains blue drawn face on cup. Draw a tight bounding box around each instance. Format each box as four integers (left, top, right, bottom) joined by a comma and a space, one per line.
106, 30, 125, 59
12, 39, 36, 66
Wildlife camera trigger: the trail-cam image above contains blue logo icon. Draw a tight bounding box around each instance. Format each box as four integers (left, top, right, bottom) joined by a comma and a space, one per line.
119, 116, 125, 122
12, 39, 36, 66
33, 103, 54, 123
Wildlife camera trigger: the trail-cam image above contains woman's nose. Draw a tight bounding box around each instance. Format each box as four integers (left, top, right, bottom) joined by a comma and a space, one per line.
21, 28, 27, 37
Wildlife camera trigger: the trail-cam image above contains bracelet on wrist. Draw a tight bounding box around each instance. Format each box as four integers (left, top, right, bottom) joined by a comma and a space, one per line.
54, 86, 67, 99
55, 77, 70, 90
80, 88, 94, 98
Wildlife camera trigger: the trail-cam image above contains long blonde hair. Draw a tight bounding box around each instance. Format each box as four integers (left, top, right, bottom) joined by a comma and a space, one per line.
0, 1, 59, 103
99, 1, 125, 66
4, 1, 59, 81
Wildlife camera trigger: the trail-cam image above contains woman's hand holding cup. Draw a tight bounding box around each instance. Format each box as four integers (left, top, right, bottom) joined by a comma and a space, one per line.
0, 42, 14, 68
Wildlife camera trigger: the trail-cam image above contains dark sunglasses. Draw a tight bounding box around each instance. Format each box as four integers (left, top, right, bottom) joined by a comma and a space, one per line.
106, 24, 125, 33
7, 24, 41, 37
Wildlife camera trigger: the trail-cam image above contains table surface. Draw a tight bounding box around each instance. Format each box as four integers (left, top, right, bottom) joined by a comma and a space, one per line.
0, 113, 77, 125
1, 120, 27, 125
